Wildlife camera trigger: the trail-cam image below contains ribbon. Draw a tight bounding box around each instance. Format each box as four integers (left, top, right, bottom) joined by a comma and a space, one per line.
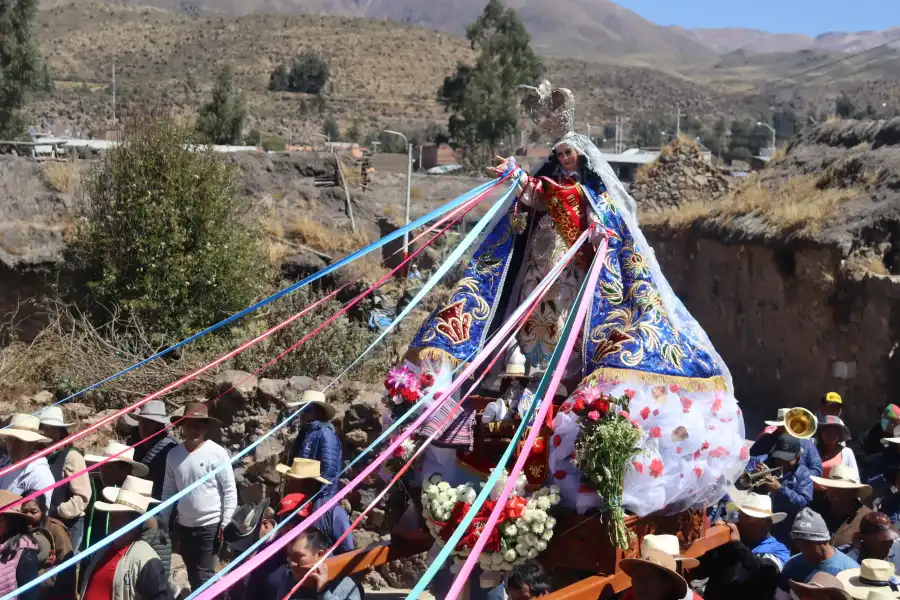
0, 181, 506, 488
194, 225, 590, 600
410, 230, 604, 600
18, 177, 502, 424
443, 237, 609, 600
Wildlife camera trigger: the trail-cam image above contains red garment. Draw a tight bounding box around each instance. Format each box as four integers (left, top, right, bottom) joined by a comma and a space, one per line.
83, 545, 129, 600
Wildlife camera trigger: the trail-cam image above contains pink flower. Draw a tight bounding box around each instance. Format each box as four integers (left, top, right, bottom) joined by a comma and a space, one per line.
693, 450, 702, 460
649, 459, 664, 478
653, 409, 660, 417
419, 372, 435, 388
624, 389, 636, 400
640, 407, 650, 420
630, 419, 642, 429
386, 366, 417, 393
693, 466, 703, 478
676, 447, 682, 454
709, 446, 727, 458
711, 397, 723, 415
579, 384, 605, 403
680, 397, 692, 413
618, 409, 629, 419
701, 441, 710, 451
669, 385, 679, 393
650, 427, 662, 438
740, 446, 750, 460
587, 410, 601, 421
632, 461, 644, 474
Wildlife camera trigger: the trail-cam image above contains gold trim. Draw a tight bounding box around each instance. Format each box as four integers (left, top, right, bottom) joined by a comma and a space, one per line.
404, 347, 463, 369
584, 368, 728, 393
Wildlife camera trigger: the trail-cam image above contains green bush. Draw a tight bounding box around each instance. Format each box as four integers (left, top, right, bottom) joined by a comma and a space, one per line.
269, 51, 329, 94
196, 64, 246, 145
66, 115, 274, 344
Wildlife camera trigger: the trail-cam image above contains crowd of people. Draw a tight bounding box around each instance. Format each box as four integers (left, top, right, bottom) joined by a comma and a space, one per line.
0, 390, 355, 600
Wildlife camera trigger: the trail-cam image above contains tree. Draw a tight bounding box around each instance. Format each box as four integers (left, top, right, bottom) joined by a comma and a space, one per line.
438, 0, 543, 164
66, 115, 272, 342
196, 64, 246, 144
322, 118, 340, 143
269, 51, 330, 94
0, 0, 46, 138
836, 93, 856, 119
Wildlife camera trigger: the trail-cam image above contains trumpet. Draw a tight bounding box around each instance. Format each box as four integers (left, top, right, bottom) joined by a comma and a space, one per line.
784, 407, 818, 440
735, 466, 783, 491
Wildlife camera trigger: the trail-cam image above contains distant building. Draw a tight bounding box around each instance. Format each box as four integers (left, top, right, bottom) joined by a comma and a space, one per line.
421, 144, 460, 170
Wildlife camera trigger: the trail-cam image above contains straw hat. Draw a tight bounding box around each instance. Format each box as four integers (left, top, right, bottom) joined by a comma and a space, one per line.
0, 414, 51, 444
121, 400, 170, 428
789, 572, 852, 600
639, 534, 699, 569
818, 415, 852, 442
102, 475, 160, 504
37, 406, 74, 429
275, 458, 330, 484
727, 491, 788, 524
170, 402, 221, 427
837, 559, 900, 599
94, 488, 153, 515
285, 390, 336, 421
811, 465, 873, 498
84, 441, 150, 477
765, 408, 790, 427
0, 490, 30, 524
620, 549, 688, 598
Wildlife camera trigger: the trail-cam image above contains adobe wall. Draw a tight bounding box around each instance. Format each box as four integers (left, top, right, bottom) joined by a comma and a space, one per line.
648, 230, 900, 435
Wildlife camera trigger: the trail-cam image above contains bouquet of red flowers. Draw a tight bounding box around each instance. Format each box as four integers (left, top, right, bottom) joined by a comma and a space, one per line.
383, 366, 435, 421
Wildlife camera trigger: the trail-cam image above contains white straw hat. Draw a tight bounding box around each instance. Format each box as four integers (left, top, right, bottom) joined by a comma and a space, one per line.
726, 491, 788, 524
102, 475, 160, 504
765, 408, 790, 427
285, 390, 335, 421
84, 441, 149, 477
37, 406, 74, 428
275, 458, 330, 484
837, 559, 900, 599
811, 464, 873, 498
94, 488, 152, 515
0, 414, 51, 444
640, 534, 699, 569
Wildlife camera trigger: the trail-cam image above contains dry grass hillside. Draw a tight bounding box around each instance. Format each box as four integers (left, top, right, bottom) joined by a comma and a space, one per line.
31, 2, 745, 139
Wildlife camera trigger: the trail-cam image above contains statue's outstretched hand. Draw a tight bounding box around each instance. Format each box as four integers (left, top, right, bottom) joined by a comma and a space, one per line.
488, 155, 515, 177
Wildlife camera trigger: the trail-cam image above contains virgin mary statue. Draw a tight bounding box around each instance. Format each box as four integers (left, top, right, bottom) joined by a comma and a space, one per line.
394, 81, 746, 516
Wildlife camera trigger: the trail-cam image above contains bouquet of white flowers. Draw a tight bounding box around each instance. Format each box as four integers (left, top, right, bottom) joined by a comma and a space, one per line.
421, 473, 561, 572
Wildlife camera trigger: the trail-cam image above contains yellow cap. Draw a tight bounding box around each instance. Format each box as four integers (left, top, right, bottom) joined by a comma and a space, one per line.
825, 392, 843, 404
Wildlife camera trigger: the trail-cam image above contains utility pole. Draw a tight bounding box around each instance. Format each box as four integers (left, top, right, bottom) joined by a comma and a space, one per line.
676, 108, 681, 138
587, 123, 591, 141
385, 130, 411, 276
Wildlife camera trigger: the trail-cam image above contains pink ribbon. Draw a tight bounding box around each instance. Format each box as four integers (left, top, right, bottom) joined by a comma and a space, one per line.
196, 227, 592, 600
445, 237, 609, 600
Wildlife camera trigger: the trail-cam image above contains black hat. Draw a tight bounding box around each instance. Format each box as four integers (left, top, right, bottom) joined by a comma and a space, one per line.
771, 435, 802, 461
223, 499, 270, 553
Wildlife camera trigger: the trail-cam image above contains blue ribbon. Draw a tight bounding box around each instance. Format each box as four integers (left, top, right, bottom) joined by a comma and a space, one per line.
408, 235, 595, 599
24, 179, 500, 420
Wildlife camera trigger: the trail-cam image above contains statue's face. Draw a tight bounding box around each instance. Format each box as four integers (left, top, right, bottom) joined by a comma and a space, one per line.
556, 143, 579, 172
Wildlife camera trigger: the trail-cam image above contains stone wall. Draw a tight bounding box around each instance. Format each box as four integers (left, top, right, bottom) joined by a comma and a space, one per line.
648, 229, 900, 434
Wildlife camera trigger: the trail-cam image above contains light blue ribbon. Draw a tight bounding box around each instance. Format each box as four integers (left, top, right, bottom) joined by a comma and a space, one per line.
24, 178, 500, 421
408, 236, 596, 599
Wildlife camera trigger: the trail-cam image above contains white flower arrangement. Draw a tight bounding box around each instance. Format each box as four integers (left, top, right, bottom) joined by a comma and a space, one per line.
421, 473, 561, 572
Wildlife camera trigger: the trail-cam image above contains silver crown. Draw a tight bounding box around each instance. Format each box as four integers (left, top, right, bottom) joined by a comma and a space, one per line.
519, 80, 575, 140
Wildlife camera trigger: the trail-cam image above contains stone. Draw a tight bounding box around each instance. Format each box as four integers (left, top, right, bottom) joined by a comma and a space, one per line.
33, 390, 54, 406
343, 401, 380, 432
257, 378, 288, 404
216, 370, 259, 402
63, 402, 94, 420
363, 569, 388, 590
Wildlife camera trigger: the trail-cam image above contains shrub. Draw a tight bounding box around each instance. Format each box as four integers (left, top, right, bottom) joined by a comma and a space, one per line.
65, 115, 274, 344
196, 64, 246, 145
268, 51, 330, 95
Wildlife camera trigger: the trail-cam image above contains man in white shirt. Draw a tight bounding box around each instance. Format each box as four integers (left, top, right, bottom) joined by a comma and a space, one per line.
160, 401, 237, 591
0, 414, 55, 509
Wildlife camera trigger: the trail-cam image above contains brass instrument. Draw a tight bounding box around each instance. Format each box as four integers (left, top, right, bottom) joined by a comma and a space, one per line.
735, 466, 783, 491
784, 407, 818, 440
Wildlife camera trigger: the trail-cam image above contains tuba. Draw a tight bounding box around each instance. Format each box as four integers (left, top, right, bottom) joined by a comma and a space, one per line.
784, 407, 817, 439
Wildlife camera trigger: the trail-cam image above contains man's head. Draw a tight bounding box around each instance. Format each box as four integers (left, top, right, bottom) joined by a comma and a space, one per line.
176, 402, 220, 451
277, 459, 330, 497
621, 550, 688, 600
881, 405, 900, 436
771, 434, 802, 472
0, 414, 51, 461
791, 508, 833, 563
738, 511, 774, 544
286, 529, 329, 586
99, 461, 134, 487
292, 391, 335, 427
732, 492, 786, 545
857, 512, 900, 561
820, 393, 843, 418
789, 572, 851, 600
506, 562, 552, 600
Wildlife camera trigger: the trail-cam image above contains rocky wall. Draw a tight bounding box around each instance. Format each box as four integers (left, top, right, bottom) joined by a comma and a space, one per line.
648, 229, 900, 435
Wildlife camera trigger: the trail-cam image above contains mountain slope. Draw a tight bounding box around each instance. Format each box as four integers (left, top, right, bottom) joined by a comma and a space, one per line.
87, 0, 715, 58
675, 26, 900, 55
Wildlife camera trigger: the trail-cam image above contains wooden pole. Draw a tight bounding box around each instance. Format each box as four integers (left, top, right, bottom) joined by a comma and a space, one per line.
333, 150, 357, 233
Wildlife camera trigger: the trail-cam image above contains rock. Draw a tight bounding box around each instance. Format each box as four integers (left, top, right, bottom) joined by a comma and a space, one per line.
33, 390, 54, 406
631, 138, 732, 210
367, 507, 386, 529
363, 570, 388, 590
257, 378, 288, 404
378, 552, 430, 589
281, 251, 328, 280
344, 429, 368, 449
343, 401, 380, 432
216, 370, 259, 402
63, 402, 94, 420
287, 376, 316, 393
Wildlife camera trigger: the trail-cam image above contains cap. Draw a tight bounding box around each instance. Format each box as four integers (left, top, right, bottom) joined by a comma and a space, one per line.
277, 493, 310, 519
771, 434, 802, 461
791, 508, 831, 542
824, 392, 843, 405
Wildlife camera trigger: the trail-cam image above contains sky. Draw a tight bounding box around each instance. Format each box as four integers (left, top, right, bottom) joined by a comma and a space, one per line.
613, 0, 900, 36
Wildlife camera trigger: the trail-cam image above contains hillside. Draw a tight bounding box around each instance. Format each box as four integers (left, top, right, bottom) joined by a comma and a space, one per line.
85, 0, 715, 58
673, 26, 900, 55
30, 3, 742, 140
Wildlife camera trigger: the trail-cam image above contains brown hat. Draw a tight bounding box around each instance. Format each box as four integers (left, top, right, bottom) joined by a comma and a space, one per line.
858, 512, 900, 544
620, 549, 688, 598
171, 402, 221, 427
790, 572, 852, 600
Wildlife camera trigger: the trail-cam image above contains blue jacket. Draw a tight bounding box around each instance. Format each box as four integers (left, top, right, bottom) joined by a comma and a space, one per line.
290, 421, 342, 500
312, 497, 355, 555
750, 433, 823, 477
